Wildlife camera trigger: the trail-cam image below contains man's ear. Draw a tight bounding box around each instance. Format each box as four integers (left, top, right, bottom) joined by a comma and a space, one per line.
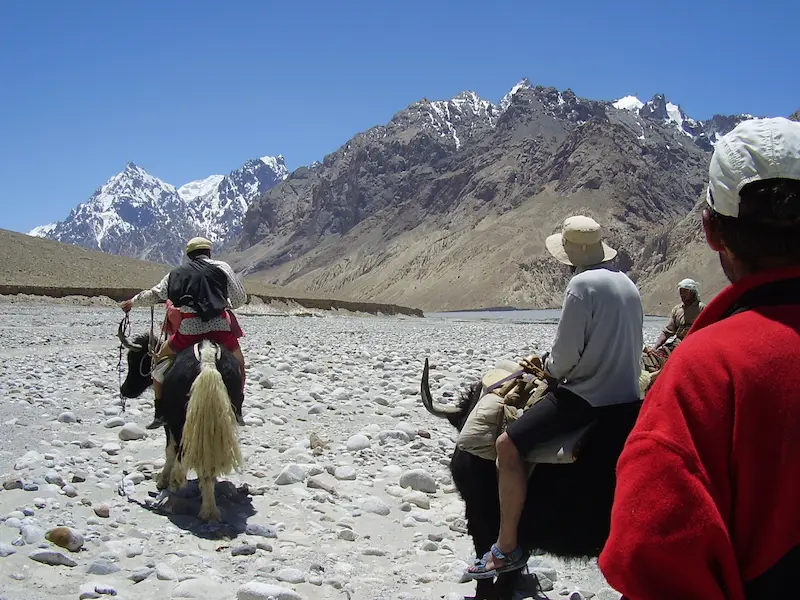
702, 208, 726, 253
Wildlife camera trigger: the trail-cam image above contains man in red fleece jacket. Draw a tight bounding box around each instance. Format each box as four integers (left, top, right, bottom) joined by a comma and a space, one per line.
598, 116, 800, 600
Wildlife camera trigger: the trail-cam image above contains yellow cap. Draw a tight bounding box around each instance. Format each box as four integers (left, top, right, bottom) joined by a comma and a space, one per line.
185, 237, 212, 254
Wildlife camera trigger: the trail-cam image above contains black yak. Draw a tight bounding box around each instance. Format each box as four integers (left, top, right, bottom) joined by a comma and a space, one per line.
420, 358, 641, 599
118, 324, 244, 521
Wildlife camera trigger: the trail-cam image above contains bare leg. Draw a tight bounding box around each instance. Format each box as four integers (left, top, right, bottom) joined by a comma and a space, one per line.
157, 432, 176, 490
496, 432, 526, 552
197, 475, 220, 522
471, 432, 527, 574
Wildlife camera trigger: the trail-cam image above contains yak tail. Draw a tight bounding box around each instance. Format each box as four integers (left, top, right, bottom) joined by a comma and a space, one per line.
180, 341, 243, 478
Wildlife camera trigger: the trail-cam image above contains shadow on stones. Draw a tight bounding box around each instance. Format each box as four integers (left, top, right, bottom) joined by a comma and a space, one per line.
123, 479, 257, 540
461, 572, 546, 600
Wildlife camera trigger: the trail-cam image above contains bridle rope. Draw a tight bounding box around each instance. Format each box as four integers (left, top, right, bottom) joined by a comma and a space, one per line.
116, 305, 170, 410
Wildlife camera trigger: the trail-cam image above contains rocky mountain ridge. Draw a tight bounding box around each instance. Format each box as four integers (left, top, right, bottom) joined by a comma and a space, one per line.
226, 79, 766, 313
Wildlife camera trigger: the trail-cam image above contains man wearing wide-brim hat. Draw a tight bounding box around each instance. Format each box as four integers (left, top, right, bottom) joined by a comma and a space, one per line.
467, 215, 644, 579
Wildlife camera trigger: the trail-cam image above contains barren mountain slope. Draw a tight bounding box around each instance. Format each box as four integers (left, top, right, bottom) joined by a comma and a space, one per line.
227, 84, 718, 313
632, 200, 730, 314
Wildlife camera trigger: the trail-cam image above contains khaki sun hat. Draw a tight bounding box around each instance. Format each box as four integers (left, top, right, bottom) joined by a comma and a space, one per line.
185, 237, 212, 255
545, 215, 617, 267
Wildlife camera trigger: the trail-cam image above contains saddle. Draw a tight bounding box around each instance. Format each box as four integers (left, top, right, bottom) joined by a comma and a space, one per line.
458, 354, 595, 465
462, 354, 636, 466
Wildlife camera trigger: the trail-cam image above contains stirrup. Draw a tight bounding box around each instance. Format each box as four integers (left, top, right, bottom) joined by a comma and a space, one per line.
146, 416, 166, 430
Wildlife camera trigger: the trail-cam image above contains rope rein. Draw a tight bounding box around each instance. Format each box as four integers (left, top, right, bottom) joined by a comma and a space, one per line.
117, 306, 170, 411
117, 312, 131, 413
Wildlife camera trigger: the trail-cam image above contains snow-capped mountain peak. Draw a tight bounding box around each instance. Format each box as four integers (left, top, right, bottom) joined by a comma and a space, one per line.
259, 155, 289, 179
612, 95, 644, 112
611, 92, 754, 149
499, 78, 532, 112
30, 154, 288, 265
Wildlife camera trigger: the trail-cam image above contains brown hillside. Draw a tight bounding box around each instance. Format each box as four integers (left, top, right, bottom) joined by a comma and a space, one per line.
0, 229, 423, 316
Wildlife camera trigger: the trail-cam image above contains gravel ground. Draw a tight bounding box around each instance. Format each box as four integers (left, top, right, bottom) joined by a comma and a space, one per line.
0, 302, 662, 600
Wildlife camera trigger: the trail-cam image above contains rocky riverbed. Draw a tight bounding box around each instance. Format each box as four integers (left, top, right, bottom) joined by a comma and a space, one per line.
0, 302, 662, 600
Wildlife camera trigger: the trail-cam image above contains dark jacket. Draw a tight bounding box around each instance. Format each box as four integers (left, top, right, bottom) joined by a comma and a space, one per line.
167, 258, 229, 321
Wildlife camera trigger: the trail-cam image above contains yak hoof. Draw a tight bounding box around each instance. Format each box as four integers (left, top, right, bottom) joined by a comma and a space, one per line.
198, 506, 221, 522
156, 474, 169, 491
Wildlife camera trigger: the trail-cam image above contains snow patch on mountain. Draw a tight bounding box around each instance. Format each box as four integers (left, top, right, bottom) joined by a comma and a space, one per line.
612, 95, 644, 111
28, 223, 57, 238
178, 174, 225, 203
260, 155, 289, 179
499, 78, 532, 112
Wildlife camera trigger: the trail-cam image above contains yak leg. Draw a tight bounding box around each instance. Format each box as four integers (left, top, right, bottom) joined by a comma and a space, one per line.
494, 571, 523, 600
197, 474, 221, 522
157, 431, 177, 490
474, 578, 497, 600
168, 441, 187, 492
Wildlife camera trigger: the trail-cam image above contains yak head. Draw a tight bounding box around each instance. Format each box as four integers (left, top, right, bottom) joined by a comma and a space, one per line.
117, 321, 155, 399
420, 358, 483, 431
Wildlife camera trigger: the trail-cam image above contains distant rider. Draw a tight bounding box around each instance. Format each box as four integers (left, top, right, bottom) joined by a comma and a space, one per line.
120, 237, 248, 429
649, 277, 705, 353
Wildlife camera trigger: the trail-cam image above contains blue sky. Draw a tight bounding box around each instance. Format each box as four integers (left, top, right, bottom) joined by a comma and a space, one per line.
1, 0, 797, 233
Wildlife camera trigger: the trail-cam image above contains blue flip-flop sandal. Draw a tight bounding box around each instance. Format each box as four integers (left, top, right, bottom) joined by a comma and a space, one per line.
465, 543, 529, 580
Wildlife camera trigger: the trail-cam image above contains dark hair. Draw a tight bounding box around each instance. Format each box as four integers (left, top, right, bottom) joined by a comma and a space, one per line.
709, 178, 800, 271
187, 248, 211, 260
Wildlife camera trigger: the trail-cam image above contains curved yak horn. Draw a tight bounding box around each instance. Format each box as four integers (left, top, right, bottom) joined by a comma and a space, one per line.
420, 357, 460, 418
117, 321, 143, 351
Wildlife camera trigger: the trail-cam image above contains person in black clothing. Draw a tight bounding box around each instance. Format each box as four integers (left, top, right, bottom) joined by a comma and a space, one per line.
120, 237, 248, 428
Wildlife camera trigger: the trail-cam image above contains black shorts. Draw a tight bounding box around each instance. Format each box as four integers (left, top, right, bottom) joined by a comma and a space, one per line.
505, 387, 598, 456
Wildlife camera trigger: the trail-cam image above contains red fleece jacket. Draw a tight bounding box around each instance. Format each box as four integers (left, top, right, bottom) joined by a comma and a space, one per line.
598, 266, 800, 600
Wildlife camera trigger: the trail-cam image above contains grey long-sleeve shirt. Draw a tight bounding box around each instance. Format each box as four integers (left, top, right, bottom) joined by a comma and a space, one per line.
544, 264, 644, 407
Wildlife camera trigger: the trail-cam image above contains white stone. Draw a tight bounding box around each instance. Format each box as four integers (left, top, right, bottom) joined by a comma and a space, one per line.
399, 469, 438, 493
118, 423, 146, 441
275, 464, 308, 485
345, 434, 370, 452
171, 578, 229, 599
104, 417, 125, 429
237, 581, 304, 600
334, 466, 357, 481
57, 411, 77, 423
362, 496, 390, 516
275, 568, 306, 584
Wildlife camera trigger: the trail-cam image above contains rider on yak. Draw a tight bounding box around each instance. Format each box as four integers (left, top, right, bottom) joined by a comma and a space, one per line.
464, 215, 645, 579
119, 236, 248, 429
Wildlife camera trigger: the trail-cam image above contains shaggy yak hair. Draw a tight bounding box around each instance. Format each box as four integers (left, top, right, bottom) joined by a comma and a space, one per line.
119, 329, 244, 522
420, 359, 641, 600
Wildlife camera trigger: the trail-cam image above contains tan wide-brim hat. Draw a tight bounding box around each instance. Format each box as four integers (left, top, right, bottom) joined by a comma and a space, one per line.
545, 215, 617, 267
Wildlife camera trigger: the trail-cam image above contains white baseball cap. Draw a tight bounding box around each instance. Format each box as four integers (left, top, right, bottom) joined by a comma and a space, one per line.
707, 117, 800, 217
